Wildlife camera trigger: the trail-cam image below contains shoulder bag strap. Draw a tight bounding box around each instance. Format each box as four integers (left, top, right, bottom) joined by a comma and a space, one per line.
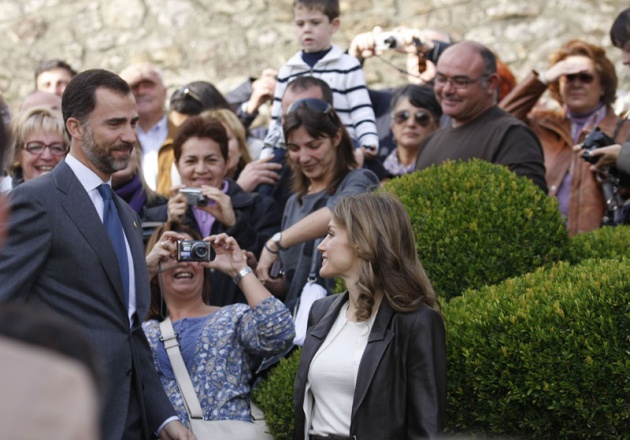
159, 317, 204, 420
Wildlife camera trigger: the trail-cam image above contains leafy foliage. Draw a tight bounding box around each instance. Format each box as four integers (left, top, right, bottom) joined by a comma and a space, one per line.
566, 225, 630, 264
382, 160, 568, 301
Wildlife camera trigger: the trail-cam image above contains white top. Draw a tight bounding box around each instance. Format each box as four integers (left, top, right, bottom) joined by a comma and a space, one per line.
138, 114, 169, 190
306, 302, 376, 438
65, 154, 137, 325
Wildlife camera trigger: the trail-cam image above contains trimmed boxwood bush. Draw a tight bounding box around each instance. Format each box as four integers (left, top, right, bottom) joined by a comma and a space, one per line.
444, 258, 630, 438
252, 348, 302, 440
382, 160, 568, 301
567, 225, 630, 264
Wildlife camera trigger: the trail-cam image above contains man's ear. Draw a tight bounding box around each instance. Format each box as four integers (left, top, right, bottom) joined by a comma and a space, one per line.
486, 73, 500, 95
66, 117, 84, 141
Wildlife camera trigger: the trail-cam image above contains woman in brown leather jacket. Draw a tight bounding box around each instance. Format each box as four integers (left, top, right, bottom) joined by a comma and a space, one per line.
293, 192, 446, 440
500, 39, 630, 235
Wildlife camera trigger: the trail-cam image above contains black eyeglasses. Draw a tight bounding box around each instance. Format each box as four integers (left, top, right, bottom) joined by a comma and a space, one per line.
23, 141, 69, 156
434, 74, 488, 90
392, 110, 433, 127
285, 98, 332, 116
564, 73, 595, 84
177, 86, 203, 105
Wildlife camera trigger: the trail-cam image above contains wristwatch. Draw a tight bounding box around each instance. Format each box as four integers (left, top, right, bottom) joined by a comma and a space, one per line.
271, 232, 286, 251
232, 266, 253, 285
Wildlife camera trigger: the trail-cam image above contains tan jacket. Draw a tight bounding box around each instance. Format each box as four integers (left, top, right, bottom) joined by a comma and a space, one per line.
156, 118, 179, 197
500, 72, 630, 235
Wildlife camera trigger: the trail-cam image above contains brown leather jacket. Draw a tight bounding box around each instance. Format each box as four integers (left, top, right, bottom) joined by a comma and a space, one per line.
500, 72, 630, 235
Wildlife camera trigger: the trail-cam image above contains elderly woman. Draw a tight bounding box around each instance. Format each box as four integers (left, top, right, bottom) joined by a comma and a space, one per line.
159, 115, 280, 306
143, 221, 293, 435
501, 39, 630, 235
294, 192, 446, 439
384, 84, 441, 177
7, 106, 68, 189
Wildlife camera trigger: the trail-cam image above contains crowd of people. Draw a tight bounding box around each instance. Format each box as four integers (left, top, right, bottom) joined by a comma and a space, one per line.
0, 0, 629, 439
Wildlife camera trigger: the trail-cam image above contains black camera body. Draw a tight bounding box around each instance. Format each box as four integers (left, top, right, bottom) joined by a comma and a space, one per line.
176, 240, 214, 262
581, 127, 614, 164
179, 188, 211, 207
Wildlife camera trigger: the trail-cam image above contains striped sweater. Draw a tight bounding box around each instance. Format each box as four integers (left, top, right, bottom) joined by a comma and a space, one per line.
265, 45, 379, 150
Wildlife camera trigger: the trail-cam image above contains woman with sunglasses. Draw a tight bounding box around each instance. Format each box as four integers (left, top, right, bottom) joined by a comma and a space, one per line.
6, 106, 68, 189
384, 85, 442, 177
256, 98, 379, 342
500, 39, 630, 235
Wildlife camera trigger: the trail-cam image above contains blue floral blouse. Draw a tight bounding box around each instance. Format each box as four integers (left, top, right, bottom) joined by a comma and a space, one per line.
142, 297, 294, 426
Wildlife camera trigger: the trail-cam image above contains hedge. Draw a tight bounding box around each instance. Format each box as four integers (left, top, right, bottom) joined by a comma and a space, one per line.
252, 348, 302, 440
444, 258, 630, 438
566, 224, 630, 264
382, 160, 568, 301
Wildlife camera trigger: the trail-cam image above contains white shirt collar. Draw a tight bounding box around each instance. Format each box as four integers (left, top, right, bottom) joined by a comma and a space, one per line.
64, 153, 111, 193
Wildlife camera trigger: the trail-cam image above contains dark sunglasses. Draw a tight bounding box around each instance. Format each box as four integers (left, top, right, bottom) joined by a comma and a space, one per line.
392, 110, 433, 127
285, 98, 332, 116
564, 73, 595, 84
176, 86, 203, 105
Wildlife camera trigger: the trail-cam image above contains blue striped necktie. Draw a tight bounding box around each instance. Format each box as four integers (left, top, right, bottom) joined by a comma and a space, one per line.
98, 184, 129, 305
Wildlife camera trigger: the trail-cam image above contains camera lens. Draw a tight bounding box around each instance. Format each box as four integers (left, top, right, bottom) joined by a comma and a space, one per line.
191, 243, 209, 259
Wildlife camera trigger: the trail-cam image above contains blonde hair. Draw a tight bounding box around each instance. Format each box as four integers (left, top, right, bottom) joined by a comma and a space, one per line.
202, 108, 252, 175
10, 106, 68, 176
332, 192, 438, 321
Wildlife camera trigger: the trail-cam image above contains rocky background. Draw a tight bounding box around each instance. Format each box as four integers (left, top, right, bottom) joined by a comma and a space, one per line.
0, 0, 628, 112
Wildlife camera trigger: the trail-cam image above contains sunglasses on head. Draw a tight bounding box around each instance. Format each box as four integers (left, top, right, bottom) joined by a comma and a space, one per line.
285, 98, 332, 116
392, 110, 433, 127
564, 73, 595, 84
176, 86, 203, 105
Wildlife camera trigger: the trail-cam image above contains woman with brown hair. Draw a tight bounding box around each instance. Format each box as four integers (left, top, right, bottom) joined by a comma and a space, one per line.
293, 192, 446, 439
501, 39, 630, 235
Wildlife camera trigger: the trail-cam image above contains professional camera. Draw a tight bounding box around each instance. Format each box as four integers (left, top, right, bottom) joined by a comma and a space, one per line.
581, 127, 614, 164
179, 188, 214, 207
374, 31, 400, 51
176, 240, 214, 262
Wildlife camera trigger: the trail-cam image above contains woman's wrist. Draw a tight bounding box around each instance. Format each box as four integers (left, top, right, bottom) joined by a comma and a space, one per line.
232, 266, 253, 285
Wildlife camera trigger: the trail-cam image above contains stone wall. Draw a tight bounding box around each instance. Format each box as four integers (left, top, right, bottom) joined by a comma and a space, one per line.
0, 0, 628, 109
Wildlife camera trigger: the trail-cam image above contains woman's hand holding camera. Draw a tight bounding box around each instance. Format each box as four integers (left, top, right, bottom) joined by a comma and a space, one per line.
146, 231, 186, 278
167, 185, 188, 222
202, 233, 248, 277
196, 185, 236, 228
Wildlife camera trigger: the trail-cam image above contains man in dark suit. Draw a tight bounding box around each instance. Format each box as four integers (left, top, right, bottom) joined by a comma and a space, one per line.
0, 69, 194, 440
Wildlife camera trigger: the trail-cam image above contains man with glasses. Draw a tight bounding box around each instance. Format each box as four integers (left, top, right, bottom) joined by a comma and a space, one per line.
414, 41, 547, 192
120, 62, 177, 192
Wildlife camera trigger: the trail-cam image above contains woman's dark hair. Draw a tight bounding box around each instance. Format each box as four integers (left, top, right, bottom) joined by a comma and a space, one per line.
548, 39, 617, 108
611, 8, 630, 48
282, 104, 356, 201
172, 115, 229, 163
169, 81, 231, 116
145, 221, 212, 321
389, 84, 442, 120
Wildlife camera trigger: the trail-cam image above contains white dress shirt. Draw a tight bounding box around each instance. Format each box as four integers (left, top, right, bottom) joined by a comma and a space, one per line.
138, 114, 169, 191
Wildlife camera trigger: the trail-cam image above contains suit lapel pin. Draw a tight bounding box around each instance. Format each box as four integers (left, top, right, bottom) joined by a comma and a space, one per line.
133, 221, 137, 229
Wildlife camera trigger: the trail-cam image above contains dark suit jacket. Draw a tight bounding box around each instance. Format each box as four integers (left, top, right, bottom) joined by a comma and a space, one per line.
293, 293, 447, 440
0, 161, 175, 439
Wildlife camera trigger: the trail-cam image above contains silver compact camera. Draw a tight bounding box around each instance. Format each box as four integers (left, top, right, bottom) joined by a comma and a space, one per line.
179, 188, 214, 207
176, 240, 214, 262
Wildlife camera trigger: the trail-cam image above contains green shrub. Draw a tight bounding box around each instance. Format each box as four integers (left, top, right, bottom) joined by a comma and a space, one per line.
444, 258, 630, 438
567, 225, 630, 264
382, 160, 568, 301
252, 348, 302, 440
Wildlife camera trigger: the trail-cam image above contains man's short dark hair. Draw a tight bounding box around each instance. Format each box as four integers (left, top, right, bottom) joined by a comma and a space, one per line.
34, 60, 77, 84
611, 8, 630, 48
61, 69, 132, 133
286, 76, 334, 104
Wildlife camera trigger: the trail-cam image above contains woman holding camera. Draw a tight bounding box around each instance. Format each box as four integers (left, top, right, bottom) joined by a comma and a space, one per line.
500, 39, 630, 235
293, 192, 446, 439
143, 221, 294, 434
158, 115, 280, 306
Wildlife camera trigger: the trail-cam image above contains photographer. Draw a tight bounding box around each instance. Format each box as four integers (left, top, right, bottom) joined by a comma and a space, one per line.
500, 39, 630, 235
156, 115, 280, 306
